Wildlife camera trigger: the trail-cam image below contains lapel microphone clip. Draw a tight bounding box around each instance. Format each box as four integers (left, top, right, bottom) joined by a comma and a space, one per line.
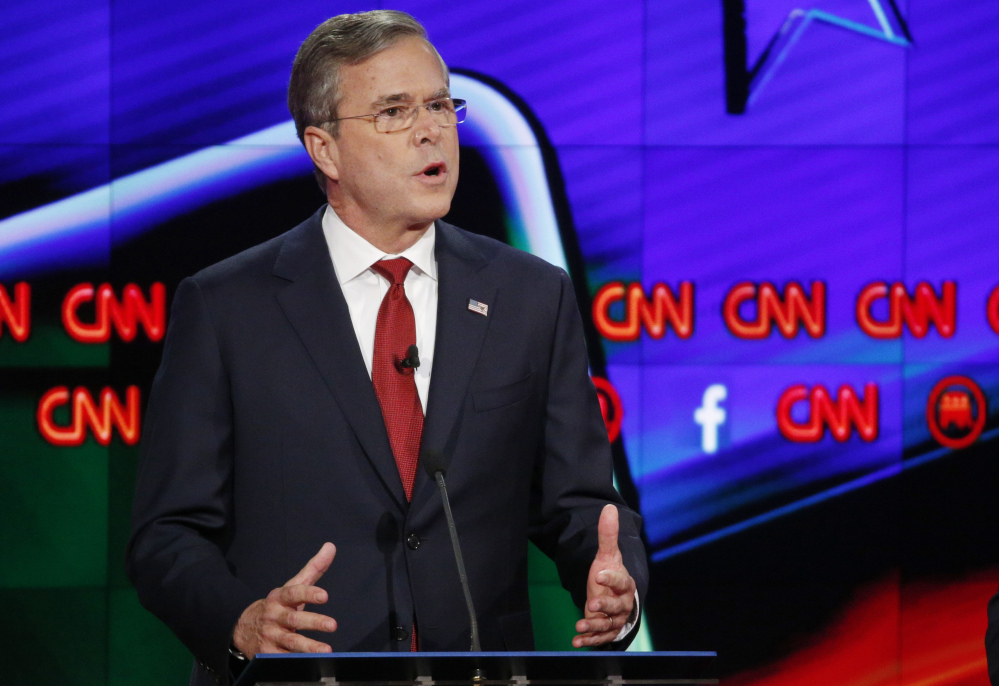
400, 344, 420, 370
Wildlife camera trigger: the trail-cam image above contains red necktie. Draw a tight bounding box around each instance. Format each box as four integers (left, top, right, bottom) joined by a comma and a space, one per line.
370, 258, 424, 651
370, 258, 424, 502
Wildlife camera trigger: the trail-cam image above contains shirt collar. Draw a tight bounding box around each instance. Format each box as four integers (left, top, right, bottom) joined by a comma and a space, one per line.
322, 205, 438, 284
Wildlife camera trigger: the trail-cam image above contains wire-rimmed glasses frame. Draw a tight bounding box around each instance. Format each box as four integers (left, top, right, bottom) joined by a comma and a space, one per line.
326, 98, 467, 133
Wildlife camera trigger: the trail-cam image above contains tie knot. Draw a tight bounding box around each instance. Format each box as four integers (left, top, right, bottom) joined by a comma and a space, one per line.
371, 258, 413, 286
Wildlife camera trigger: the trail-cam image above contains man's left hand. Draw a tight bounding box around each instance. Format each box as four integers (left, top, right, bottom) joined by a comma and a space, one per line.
573, 504, 637, 648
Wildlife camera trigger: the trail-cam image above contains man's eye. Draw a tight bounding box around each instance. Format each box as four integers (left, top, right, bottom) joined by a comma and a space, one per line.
380, 106, 405, 118
428, 100, 451, 112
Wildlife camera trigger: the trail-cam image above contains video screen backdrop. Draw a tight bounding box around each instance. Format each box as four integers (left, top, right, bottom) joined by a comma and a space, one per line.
2, 0, 998, 683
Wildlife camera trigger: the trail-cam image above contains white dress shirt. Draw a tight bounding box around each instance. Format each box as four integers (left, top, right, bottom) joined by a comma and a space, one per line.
322, 206, 437, 414
321, 204, 638, 642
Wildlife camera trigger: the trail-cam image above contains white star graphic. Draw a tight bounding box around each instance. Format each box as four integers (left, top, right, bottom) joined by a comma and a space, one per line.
742, 0, 912, 107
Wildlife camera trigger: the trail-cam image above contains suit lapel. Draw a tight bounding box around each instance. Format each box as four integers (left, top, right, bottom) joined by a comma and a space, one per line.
413, 221, 495, 502
272, 210, 407, 508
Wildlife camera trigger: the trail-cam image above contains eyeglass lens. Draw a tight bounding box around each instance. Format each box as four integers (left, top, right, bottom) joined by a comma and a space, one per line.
377, 99, 467, 132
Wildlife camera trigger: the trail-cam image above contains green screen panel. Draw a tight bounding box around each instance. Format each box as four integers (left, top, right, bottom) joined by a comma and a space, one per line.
0, 322, 110, 368
527, 541, 584, 651
108, 588, 192, 686
0, 588, 108, 683
107, 441, 140, 589
0, 394, 109, 588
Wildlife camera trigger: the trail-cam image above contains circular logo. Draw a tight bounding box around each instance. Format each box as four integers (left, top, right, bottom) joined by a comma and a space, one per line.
591, 376, 623, 443
926, 375, 987, 450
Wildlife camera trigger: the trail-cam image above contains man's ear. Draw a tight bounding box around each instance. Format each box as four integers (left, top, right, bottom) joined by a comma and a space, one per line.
303, 125, 340, 182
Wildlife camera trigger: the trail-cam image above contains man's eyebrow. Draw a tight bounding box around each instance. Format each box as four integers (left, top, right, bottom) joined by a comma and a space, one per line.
370, 88, 451, 108
372, 92, 412, 108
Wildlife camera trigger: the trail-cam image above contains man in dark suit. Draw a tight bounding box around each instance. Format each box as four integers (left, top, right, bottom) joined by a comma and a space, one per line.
127, 10, 648, 685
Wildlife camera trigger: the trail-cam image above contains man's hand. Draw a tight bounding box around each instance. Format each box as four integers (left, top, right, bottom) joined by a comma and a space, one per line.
573, 505, 637, 648
233, 542, 338, 656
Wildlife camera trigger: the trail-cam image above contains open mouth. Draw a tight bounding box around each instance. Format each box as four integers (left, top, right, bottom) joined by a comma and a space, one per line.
420, 162, 446, 177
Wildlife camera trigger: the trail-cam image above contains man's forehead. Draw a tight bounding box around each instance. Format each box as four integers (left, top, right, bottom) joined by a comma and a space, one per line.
347, 37, 441, 73
339, 42, 450, 107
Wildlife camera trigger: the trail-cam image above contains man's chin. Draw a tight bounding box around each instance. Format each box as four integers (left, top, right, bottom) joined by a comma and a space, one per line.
413, 201, 453, 227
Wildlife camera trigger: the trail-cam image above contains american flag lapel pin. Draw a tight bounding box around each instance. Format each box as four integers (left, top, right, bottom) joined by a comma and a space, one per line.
467, 299, 488, 316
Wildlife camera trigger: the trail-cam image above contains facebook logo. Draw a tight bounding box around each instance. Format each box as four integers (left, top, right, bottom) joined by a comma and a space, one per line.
694, 384, 728, 454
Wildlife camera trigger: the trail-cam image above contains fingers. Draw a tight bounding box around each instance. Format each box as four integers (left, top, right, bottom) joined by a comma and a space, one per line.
596, 504, 620, 556
274, 633, 333, 654
270, 584, 328, 608
575, 613, 618, 635
234, 544, 339, 657
573, 603, 629, 648
580, 579, 634, 631
285, 542, 336, 587
572, 629, 621, 648
587, 591, 632, 618
574, 507, 633, 648
259, 603, 336, 649
236, 597, 338, 656
572, 616, 623, 649
594, 569, 634, 596
279, 607, 337, 634
259, 625, 333, 654
264, 620, 334, 654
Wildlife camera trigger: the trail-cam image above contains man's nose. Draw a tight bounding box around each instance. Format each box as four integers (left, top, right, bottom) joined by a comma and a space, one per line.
411, 106, 443, 144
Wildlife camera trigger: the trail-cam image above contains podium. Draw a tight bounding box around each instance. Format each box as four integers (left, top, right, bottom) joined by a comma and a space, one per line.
233, 651, 717, 686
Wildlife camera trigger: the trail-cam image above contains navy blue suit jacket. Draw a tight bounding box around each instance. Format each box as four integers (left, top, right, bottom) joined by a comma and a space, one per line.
126, 208, 648, 685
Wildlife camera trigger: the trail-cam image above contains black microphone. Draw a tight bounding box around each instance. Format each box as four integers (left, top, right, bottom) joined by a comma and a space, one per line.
400, 344, 420, 369
422, 450, 481, 653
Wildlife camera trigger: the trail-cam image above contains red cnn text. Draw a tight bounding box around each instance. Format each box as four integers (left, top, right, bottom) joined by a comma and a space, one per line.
592, 281, 694, 342
723, 281, 826, 339
37, 386, 141, 446
856, 281, 956, 338
62, 283, 166, 343
776, 383, 879, 442
0, 282, 30, 342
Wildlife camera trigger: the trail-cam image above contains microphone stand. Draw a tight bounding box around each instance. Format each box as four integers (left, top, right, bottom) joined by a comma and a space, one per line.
423, 450, 484, 683
432, 470, 481, 653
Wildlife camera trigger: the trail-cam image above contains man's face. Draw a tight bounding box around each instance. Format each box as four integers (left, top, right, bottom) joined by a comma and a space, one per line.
328, 36, 459, 234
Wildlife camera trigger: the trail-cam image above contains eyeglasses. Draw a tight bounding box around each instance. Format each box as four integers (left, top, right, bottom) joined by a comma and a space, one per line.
328, 98, 467, 133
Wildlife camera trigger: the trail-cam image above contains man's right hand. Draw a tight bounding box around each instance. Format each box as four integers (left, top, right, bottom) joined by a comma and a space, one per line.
233, 542, 338, 656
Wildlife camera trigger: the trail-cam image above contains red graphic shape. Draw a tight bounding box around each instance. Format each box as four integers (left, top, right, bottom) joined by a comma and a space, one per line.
591, 376, 623, 443
722, 572, 994, 686
62, 282, 166, 343
37, 386, 142, 446
592, 281, 694, 342
0, 282, 30, 342
776, 382, 879, 443
938, 391, 973, 430
988, 284, 999, 335
723, 281, 826, 339
856, 280, 956, 339
926, 376, 986, 450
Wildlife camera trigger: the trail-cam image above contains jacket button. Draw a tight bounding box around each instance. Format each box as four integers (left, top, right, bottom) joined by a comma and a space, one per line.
392, 626, 410, 641
406, 533, 421, 550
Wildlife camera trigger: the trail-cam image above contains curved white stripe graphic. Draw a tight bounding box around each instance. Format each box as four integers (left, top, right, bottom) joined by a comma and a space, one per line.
0, 74, 567, 277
